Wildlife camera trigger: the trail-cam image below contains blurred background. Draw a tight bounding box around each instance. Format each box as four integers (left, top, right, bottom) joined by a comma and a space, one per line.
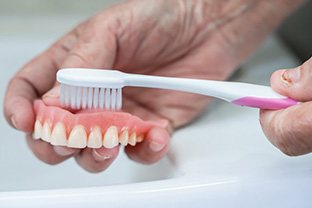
277, 0, 312, 62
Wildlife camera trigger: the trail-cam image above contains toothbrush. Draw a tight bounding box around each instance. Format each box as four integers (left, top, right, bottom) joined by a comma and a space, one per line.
56, 68, 298, 110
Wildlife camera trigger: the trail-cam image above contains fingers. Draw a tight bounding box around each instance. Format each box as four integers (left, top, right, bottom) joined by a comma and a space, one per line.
260, 57, 312, 156
125, 127, 170, 164
270, 57, 312, 101
4, 79, 38, 132
75, 147, 119, 173
26, 134, 79, 165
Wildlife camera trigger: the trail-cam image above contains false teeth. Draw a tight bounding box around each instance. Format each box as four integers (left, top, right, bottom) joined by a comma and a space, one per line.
128, 132, 136, 146
119, 129, 129, 146
41, 122, 51, 142
68, 125, 87, 148
103, 126, 119, 148
88, 126, 103, 148
33, 119, 145, 148
33, 120, 42, 140
50, 122, 67, 146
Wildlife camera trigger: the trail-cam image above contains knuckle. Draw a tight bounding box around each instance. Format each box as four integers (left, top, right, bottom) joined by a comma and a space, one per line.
50, 34, 78, 58
66, 49, 92, 68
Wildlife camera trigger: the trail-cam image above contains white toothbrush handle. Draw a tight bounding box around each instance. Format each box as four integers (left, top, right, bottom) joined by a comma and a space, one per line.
124, 73, 298, 109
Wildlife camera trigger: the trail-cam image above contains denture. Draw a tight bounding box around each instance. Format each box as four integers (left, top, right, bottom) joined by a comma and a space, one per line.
33, 100, 164, 149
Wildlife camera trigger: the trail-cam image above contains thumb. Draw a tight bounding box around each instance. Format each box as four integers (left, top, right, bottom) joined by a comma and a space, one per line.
270, 57, 312, 101
260, 57, 312, 156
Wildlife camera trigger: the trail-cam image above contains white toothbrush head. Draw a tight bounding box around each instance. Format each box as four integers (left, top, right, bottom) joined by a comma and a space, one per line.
56, 68, 124, 110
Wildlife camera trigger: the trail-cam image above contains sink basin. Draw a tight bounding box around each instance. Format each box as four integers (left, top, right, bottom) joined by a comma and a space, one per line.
1, 11, 312, 207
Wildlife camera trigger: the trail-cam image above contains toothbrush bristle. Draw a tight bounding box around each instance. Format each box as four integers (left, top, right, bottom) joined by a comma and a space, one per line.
60, 84, 122, 110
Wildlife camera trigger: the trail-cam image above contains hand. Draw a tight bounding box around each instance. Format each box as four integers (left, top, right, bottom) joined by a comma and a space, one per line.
260, 57, 312, 156
4, 0, 301, 172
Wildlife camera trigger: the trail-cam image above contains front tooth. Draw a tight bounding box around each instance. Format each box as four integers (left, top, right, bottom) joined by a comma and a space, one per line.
119, 129, 129, 146
33, 120, 42, 140
136, 135, 144, 143
103, 126, 119, 148
88, 126, 102, 148
68, 125, 87, 148
50, 122, 67, 146
41, 122, 51, 142
128, 132, 136, 146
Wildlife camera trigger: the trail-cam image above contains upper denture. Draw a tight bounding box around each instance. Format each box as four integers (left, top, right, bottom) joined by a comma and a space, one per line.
33, 100, 165, 148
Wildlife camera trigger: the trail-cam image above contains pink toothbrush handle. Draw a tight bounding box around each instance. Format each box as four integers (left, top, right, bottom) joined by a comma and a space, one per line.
232, 97, 298, 110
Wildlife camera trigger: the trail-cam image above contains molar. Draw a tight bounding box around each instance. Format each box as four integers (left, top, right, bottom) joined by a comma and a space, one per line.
33, 120, 42, 140
128, 132, 136, 146
88, 126, 103, 148
41, 122, 51, 142
68, 125, 87, 148
103, 126, 119, 148
119, 129, 129, 146
50, 122, 67, 146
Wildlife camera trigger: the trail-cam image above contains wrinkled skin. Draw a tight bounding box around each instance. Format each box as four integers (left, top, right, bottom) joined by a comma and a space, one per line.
261, 57, 312, 156
3, 0, 303, 172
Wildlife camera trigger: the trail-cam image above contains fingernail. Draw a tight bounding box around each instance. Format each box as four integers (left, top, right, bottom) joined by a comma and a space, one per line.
54, 146, 76, 156
281, 68, 301, 85
92, 149, 112, 162
10, 115, 17, 128
149, 141, 165, 152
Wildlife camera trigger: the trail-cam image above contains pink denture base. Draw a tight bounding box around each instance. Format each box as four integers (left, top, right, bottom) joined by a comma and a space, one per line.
34, 100, 166, 136
232, 97, 298, 110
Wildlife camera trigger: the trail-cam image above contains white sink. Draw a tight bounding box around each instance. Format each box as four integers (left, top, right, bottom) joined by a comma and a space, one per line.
1, 13, 312, 207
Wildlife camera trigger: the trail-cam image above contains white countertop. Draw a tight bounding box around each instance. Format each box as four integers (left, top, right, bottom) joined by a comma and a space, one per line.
0, 12, 311, 207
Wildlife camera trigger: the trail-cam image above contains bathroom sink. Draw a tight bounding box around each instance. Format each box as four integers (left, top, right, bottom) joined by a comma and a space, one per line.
1, 12, 312, 207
